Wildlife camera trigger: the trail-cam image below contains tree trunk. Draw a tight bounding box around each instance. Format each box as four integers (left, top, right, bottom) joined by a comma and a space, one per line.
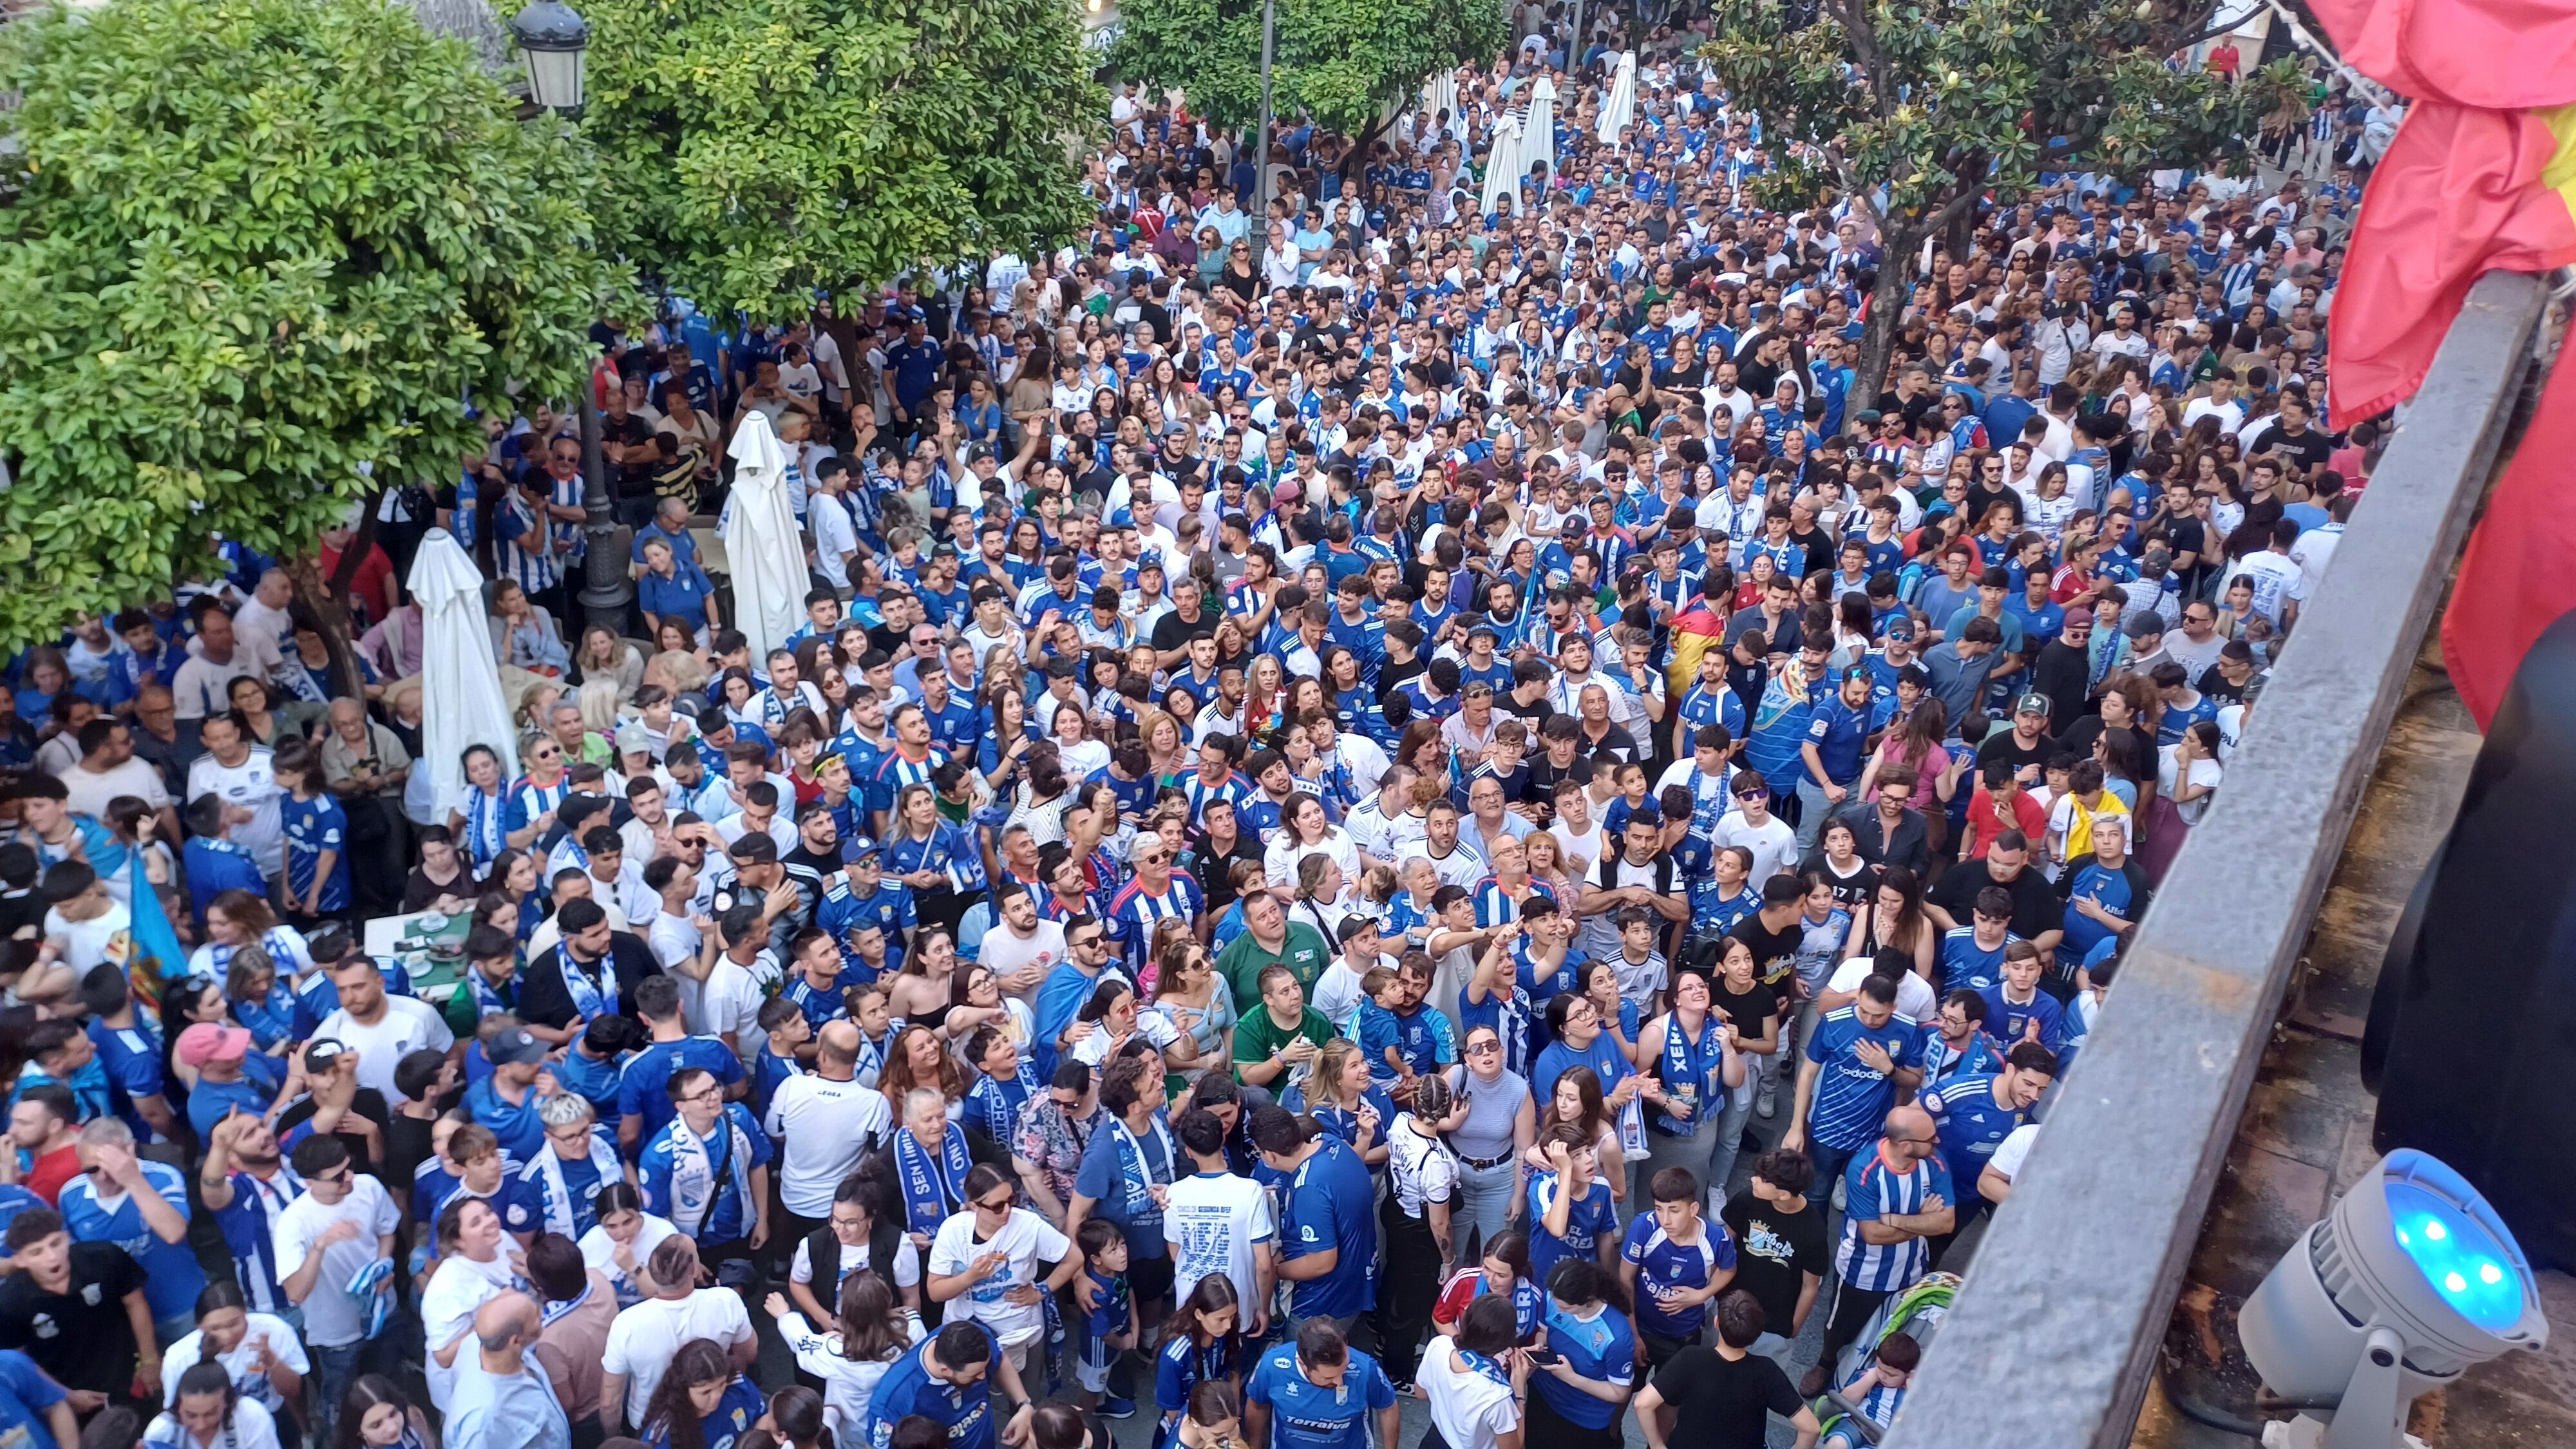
285, 486, 385, 701
1855, 228, 1920, 411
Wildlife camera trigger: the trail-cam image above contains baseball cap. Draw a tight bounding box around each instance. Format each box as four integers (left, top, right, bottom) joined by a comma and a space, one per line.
840, 835, 882, 864
304, 1038, 350, 1074
489, 1027, 547, 1067
2063, 605, 2095, 627
176, 1022, 252, 1069
1137, 549, 1166, 574
614, 721, 651, 755
2123, 611, 2166, 640
1882, 616, 1916, 641
2014, 692, 2052, 717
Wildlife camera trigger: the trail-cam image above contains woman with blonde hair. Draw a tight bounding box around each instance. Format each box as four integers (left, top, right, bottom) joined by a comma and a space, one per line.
574, 625, 644, 700
1282, 1038, 1394, 1170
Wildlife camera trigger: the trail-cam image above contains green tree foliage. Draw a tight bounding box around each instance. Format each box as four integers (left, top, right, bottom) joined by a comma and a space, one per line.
581, 0, 1103, 323
1110, 0, 1508, 143
1701, 0, 2305, 391
0, 0, 623, 653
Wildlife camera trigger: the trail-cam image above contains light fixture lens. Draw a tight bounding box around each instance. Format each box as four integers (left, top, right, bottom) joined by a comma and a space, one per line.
2386, 1181, 2524, 1332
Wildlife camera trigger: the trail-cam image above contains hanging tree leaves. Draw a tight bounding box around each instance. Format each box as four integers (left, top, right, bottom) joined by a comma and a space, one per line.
0, 0, 626, 654
578, 0, 1106, 321
1109, 0, 1509, 151
1700, 0, 2305, 393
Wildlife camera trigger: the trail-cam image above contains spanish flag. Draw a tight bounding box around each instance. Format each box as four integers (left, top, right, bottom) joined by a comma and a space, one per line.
2308, 0, 2576, 728
2325, 100, 2576, 422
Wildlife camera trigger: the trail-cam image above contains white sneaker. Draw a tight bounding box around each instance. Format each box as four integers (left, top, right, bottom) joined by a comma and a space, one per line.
1755, 1081, 1777, 1119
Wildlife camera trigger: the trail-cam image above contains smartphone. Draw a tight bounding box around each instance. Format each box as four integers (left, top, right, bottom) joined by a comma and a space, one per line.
1524, 1349, 1562, 1368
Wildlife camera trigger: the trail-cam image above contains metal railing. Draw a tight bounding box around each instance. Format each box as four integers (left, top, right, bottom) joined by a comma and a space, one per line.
1885, 270, 2560, 1449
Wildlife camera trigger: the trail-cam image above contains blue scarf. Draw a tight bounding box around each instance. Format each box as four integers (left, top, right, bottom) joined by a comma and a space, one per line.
967, 1068, 1038, 1146
1652, 1012, 1720, 1137
893, 1124, 971, 1236
468, 965, 518, 1021
556, 947, 611, 1019
1456, 1347, 1513, 1388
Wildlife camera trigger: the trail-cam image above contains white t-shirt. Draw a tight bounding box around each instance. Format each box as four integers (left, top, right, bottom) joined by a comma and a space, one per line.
1826, 956, 1937, 1023
978, 922, 1068, 994
145, 1398, 283, 1449
927, 1206, 1069, 1349
420, 1250, 522, 1410
1987, 1122, 2040, 1186
187, 747, 283, 875
579, 1214, 679, 1305
1421, 1336, 1520, 1449
44, 903, 131, 976
313, 998, 455, 1101
1164, 1168, 1274, 1312
763, 1073, 893, 1217
163, 1312, 311, 1414
603, 1289, 756, 1425
59, 756, 175, 816
1071, 1010, 1184, 1069
270, 1175, 400, 1349
1710, 810, 1797, 885
684, 958, 766, 1064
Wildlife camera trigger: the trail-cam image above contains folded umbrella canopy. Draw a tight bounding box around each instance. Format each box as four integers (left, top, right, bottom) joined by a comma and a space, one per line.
1598, 52, 1637, 146
1481, 111, 1527, 216
724, 409, 807, 663
1524, 76, 1558, 184
406, 527, 520, 820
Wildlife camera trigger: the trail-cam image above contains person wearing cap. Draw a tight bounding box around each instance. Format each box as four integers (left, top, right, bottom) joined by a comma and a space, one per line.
817, 833, 915, 966
2029, 607, 2098, 735
464, 1026, 560, 1164
1977, 692, 2060, 790
2117, 607, 2172, 678
180, 1019, 285, 1144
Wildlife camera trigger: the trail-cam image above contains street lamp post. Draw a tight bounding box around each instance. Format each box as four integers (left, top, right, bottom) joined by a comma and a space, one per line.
507, 0, 632, 627
1254, 0, 1276, 222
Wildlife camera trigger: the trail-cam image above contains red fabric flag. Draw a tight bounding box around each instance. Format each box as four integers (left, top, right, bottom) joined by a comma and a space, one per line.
2441, 357, 2576, 728
2325, 102, 2576, 422
2304, 0, 2576, 109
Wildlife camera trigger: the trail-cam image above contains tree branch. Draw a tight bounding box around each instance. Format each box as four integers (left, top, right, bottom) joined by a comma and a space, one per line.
1828, 0, 1895, 120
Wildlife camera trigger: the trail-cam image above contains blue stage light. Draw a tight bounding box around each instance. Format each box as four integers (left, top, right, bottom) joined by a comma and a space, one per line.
2386, 1180, 2525, 1333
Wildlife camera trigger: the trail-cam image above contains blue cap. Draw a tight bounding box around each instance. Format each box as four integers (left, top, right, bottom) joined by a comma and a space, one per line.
840, 835, 882, 864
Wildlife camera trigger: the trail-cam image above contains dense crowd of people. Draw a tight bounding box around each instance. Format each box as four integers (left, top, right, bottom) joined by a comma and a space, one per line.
0, 6, 2389, 1449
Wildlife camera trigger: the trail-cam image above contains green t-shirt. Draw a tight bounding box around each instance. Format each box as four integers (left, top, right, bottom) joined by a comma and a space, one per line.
1215, 922, 1334, 1012
1232, 1005, 1336, 1079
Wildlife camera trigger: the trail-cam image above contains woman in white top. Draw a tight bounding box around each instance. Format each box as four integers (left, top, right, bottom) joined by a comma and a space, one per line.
420, 1197, 522, 1412
148, 1363, 286, 1449
925, 1163, 1084, 1380
1262, 793, 1361, 902
2158, 721, 2225, 827
1069, 977, 1191, 1070
161, 1282, 308, 1421
1421, 1293, 1531, 1449
578, 1182, 679, 1309
1050, 703, 1111, 782
766, 1273, 924, 1443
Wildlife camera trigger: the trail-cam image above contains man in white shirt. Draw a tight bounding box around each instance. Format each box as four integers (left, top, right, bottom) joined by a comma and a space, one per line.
55, 719, 176, 829
600, 1236, 757, 1435
185, 711, 284, 878
978, 887, 1068, 999
1164, 1106, 1274, 1329
764, 1021, 892, 1249
1710, 776, 1799, 885
2180, 375, 2246, 435
171, 608, 278, 722
310, 950, 459, 1103
270, 1133, 399, 1430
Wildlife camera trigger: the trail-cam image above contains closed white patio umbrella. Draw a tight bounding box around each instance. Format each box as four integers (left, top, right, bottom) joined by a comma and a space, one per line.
1481, 111, 1526, 216
1598, 52, 1637, 146
723, 409, 807, 663
406, 527, 519, 820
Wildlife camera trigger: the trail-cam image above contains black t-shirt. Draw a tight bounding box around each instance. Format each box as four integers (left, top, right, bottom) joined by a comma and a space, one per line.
2262, 424, 2334, 478
1976, 728, 2058, 780
384, 1110, 440, 1201
1929, 857, 2061, 943
0, 1242, 147, 1390
1711, 976, 1779, 1037
1797, 851, 1881, 913
1651, 1344, 1806, 1449
1720, 1189, 1830, 1338
1150, 607, 1218, 655
1727, 913, 1806, 990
